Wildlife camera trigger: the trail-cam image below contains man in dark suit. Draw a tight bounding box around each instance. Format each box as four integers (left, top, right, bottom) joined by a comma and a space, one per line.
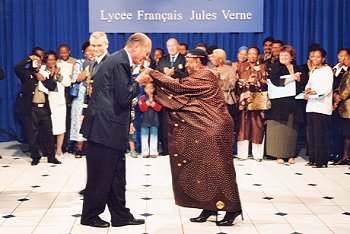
82, 31, 109, 113
79, 31, 109, 196
156, 38, 188, 155
156, 38, 187, 79
80, 33, 152, 228
14, 54, 61, 165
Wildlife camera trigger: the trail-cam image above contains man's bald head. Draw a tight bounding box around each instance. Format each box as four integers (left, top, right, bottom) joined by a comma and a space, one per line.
125, 33, 152, 65
166, 38, 180, 56
125, 33, 152, 47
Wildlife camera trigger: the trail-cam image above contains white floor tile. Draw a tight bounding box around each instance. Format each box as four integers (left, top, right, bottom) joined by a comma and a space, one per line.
1, 141, 350, 234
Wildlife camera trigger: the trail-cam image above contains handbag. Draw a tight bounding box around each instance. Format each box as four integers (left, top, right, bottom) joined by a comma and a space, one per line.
69, 82, 80, 97
247, 91, 271, 111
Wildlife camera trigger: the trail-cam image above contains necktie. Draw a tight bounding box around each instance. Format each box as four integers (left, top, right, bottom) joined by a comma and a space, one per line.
170, 56, 175, 67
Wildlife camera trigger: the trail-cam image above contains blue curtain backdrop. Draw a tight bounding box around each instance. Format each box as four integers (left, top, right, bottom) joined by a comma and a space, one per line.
0, 0, 349, 142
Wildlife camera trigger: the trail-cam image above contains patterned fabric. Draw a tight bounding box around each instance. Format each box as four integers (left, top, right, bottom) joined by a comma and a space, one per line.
70, 59, 87, 141
149, 68, 242, 212
339, 70, 350, 119
236, 62, 268, 143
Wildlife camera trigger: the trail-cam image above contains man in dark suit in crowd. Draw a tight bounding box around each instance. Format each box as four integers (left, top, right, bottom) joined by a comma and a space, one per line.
14, 54, 61, 165
80, 33, 152, 228
156, 38, 188, 155
156, 38, 187, 79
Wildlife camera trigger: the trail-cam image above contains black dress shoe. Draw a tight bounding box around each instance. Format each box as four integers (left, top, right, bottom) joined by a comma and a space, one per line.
81, 219, 110, 228
31, 158, 40, 166
311, 164, 328, 168
79, 189, 85, 195
190, 209, 217, 223
159, 151, 169, 156
305, 162, 315, 166
112, 218, 145, 227
48, 158, 62, 164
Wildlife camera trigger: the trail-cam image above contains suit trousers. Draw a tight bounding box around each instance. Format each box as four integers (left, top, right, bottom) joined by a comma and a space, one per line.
21, 106, 55, 159
81, 141, 134, 225
307, 112, 330, 165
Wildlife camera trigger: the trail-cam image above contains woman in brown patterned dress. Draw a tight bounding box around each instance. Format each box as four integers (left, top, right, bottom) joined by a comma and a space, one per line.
236, 47, 268, 161
144, 49, 242, 226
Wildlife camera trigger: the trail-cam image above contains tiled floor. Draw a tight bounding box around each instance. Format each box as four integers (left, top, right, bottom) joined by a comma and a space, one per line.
0, 141, 350, 234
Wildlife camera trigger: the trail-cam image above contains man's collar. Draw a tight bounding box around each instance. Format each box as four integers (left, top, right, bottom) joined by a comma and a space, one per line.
95, 51, 108, 64
124, 48, 133, 67
170, 52, 179, 60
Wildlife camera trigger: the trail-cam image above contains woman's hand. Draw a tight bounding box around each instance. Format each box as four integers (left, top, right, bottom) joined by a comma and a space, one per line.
293, 72, 301, 82
333, 93, 341, 110
56, 67, 61, 76
35, 72, 46, 81
248, 73, 257, 84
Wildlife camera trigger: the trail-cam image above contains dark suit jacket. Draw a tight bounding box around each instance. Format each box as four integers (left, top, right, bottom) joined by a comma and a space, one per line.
81, 49, 140, 150
14, 57, 57, 114
83, 53, 109, 106
90, 54, 109, 78
156, 54, 188, 78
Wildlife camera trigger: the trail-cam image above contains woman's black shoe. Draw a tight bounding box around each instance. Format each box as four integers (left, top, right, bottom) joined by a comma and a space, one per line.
305, 162, 315, 166
190, 209, 217, 223
334, 158, 350, 165
216, 211, 243, 226
311, 164, 328, 168
75, 150, 83, 158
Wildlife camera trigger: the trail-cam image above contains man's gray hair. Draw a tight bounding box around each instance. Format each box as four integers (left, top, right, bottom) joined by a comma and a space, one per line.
90, 32, 109, 43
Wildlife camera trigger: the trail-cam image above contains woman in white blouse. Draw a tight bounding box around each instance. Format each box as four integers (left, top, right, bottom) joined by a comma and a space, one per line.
304, 47, 333, 168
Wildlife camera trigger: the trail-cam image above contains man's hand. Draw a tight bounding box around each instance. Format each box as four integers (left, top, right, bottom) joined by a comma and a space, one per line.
29, 55, 40, 61
140, 67, 152, 75
164, 67, 175, 77
135, 73, 152, 85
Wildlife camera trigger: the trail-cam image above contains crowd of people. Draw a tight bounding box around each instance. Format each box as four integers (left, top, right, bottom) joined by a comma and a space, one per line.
12, 34, 350, 167
10, 32, 350, 227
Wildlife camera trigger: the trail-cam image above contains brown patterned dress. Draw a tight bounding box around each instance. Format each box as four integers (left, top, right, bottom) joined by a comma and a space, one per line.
149, 68, 242, 212
237, 62, 267, 144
